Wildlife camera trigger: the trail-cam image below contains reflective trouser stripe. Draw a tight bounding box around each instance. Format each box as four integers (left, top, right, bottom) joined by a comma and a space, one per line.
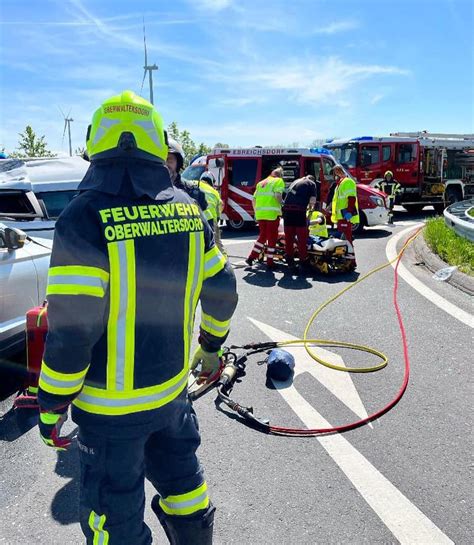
88, 511, 109, 545
184, 231, 204, 376
201, 312, 231, 338
159, 482, 210, 516
107, 240, 136, 391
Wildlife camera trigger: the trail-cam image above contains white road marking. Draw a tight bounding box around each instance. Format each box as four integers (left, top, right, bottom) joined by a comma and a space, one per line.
248, 318, 371, 422
386, 225, 474, 328
248, 317, 454, 545
222, 238, 255, 246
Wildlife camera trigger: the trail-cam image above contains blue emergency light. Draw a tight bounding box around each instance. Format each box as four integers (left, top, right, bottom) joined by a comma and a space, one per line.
310, 147, 332, 155
352, 136, 374, 141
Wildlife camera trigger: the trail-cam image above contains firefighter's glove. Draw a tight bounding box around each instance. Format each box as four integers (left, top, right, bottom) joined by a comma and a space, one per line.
342, 210, 353, 221
190, 347, 222, 384
39, 407, 71, 451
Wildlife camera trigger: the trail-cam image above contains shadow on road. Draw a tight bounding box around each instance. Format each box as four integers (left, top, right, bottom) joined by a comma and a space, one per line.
51, 441, 81, 525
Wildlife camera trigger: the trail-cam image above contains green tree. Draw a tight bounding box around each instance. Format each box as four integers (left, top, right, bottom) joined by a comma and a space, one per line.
10, 126, 56, 158
214, 142, 229, 149
167, 122, 211, 166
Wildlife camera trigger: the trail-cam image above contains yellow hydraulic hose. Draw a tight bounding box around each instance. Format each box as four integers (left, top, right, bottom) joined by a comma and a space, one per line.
275, 227, 423, 373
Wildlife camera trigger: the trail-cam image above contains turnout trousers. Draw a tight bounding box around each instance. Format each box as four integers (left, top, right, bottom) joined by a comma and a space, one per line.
248, 218, 280, 265
78, 400, 208, 545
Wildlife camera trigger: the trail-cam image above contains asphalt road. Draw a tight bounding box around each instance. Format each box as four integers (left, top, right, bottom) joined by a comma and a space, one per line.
1, 209, 472, 545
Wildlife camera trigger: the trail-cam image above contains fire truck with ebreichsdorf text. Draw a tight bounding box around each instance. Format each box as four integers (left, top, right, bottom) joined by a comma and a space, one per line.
181, 147, 389, 233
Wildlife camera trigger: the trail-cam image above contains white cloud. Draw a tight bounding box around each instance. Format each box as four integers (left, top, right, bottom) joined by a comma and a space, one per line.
208, 56, 409, 107
187, 120, 328, 147
192, 0, 234, 11
314, 21, 359, 35
370, 94, 385, 105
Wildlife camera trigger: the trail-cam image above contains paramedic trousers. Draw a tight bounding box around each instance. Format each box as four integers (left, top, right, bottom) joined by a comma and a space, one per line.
335, 220, 354, 244
248, 218, 280, 265
78, 400, 207, 545
284, 225, 309, 262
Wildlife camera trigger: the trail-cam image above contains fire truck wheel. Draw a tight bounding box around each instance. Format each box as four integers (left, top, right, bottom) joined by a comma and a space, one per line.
433, 203, 445, 215
226, 218, 246, 230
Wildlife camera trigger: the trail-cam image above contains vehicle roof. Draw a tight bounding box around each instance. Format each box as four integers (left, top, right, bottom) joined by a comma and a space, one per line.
211, 147, 335, 158
0, 156, 89, 192
325, 137, 418, 145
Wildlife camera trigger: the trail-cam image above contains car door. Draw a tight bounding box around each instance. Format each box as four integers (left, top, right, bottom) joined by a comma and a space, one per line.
359, 144, 383, 183
0, 241, 39, 356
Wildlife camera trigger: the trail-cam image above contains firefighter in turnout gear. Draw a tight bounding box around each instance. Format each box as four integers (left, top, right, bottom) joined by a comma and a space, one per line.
330, 164, 358, 267
199, 171, 224, 254
37, 91, 238, 545
167, 137, 209, 215
246, 167, 285, 270
373, 170, 401, 224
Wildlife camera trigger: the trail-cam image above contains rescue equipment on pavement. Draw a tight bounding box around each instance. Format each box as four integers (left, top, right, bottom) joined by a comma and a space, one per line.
189, 227, 423, 436
260, 232, 356, 274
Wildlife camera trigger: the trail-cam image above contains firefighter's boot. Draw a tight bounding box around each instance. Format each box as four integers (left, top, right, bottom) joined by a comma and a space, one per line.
151, 495, 215, 545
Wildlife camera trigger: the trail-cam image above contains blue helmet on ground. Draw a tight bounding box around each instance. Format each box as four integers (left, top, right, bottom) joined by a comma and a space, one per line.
266, 348, 295, 381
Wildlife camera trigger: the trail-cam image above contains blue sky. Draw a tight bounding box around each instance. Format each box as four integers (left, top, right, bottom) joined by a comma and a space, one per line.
0, 0, 473, 155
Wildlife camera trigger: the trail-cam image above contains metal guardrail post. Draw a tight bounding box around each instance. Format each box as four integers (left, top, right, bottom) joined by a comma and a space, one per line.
444, 198, 474, 242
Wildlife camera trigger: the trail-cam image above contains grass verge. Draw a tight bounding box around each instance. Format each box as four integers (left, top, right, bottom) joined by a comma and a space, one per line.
424, 217, 474, 276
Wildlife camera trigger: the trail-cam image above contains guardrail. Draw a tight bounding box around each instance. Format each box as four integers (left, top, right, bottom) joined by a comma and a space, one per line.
444, 198, 474, 242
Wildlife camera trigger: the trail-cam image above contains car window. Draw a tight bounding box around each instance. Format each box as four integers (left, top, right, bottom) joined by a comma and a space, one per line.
0, 190, 36, 217
361, 145, 380, 166
322, 157, 335, 182
382, 145, 391, 162
181, 165, 206, 182
36, 190, 78, 219
230, 159, 258, 187
397, 143, 416, 163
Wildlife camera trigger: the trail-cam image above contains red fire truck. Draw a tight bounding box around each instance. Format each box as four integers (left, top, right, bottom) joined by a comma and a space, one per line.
196, 147, 388, 232
325, 132, 474, 214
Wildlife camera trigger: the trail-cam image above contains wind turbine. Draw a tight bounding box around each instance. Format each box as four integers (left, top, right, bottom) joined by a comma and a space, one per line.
59, 107, 74, 156
140, 19, 158, 104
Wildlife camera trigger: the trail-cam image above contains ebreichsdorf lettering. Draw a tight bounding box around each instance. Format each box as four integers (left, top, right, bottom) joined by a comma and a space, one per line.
99, 203, 204, 242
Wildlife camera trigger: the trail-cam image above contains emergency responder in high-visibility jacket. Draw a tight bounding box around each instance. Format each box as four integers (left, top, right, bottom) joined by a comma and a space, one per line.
246, 167, 285, 270
330, 164, 358, 267
308, 209, 329, 238
167, 137, 209, 215
199, 171, 224, 254
37, 90, 238, 545
373, 170, 401, 224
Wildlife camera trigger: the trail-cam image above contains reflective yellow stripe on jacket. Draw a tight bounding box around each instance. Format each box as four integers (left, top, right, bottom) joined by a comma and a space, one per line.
39, 360, 90, 396
47, 265, 109, 298
201, 311, 231, 339
203, 245, 226, 280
